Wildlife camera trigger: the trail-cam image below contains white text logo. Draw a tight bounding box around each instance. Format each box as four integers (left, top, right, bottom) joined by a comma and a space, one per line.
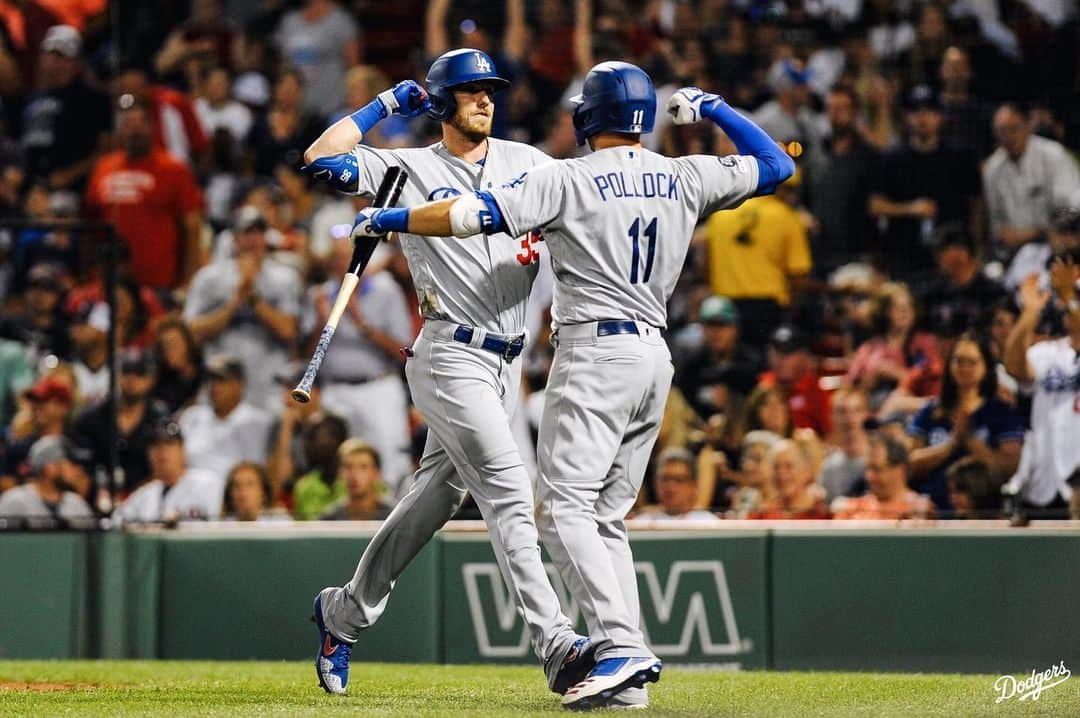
993, 661, 1070, 703
462, 560, 751, 658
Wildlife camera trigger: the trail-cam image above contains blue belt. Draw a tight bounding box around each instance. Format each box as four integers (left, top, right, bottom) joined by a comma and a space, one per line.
596, 320, 642, 336
452, 326, 526, 361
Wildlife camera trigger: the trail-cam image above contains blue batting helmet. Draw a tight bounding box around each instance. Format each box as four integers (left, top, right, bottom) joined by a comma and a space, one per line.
425, 49, 510, 122
569, 61, 656, 145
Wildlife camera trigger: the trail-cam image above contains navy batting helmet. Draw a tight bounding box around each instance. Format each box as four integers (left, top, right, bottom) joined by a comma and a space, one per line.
569, 61, 656, 145
425, 49, 510, 122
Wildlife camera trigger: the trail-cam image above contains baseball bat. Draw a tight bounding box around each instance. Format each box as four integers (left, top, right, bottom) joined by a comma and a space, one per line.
292, 166, 408, 403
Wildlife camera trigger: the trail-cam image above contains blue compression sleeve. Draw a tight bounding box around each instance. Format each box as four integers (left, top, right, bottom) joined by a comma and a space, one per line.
703, 101, 795, 196
349, 98, 389, 134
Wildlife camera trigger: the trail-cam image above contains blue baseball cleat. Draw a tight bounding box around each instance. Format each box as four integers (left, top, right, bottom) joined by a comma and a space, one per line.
561, 656, 662, 711
312, 592, 351, 694
549, 636, 598, 695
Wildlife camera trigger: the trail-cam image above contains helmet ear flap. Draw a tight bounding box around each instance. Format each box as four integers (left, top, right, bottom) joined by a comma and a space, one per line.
427, 92, 454, 122
571, 106, 592, 146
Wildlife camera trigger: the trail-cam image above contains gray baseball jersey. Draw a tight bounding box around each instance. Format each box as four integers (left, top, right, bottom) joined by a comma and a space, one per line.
488, 144, 759, 665
488, 147, 759, 328
351, 139, 549, 334
320, 137, 582, 670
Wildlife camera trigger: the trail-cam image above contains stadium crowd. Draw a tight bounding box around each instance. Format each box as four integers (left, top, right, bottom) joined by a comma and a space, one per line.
0, 0, 1078, 528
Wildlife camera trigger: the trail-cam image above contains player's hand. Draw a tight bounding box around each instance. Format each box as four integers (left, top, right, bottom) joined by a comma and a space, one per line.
378, 80, 431, 119
1018, 273, 1050, 314
350, 207, 384, 242
667, 87, 722, 125
950, 408, 971, 444
300, 152, 359, 193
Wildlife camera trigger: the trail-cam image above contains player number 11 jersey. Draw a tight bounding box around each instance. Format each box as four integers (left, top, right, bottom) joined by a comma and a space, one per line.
487, 146, 760, 329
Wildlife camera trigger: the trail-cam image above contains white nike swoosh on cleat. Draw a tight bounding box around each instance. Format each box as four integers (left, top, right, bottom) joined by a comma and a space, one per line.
562, 658, 661, 710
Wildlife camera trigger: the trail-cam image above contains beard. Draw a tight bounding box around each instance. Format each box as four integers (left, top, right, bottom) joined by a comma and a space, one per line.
830, 123, 855, 140
119, 390, 146, 408
125, 133, 153, 159
448, 110, 492, 143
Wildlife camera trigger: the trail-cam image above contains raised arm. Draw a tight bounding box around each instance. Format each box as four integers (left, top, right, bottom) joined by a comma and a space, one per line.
504, 0, 527, 61
425, 0, 452, 59
302, 82, 431, 169
667, 88, 794, 195
574, 0, 593, 75
1003, 274, 1049, 384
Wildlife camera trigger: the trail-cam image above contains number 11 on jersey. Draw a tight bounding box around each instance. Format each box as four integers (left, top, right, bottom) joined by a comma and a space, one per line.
629, 217, 658, 284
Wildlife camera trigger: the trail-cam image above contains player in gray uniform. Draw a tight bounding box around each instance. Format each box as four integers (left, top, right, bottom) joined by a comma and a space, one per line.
300, 49, 593, 699
349, 61, 794, 710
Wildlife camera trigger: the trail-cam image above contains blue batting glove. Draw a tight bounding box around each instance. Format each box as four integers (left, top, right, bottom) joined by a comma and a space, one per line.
300, 152, 359, 193
378, 80, 431, 119
666, 87, 724, 125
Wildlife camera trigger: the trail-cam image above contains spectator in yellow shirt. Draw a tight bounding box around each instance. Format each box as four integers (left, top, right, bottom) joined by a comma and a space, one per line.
694, 165, 812, 348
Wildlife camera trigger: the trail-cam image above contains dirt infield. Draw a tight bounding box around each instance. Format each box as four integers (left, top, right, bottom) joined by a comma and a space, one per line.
0, 681, 97, 692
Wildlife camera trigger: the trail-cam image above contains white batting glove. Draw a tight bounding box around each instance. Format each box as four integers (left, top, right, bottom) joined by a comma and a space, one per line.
350, 208, 383, 244
666, 87, 722, 125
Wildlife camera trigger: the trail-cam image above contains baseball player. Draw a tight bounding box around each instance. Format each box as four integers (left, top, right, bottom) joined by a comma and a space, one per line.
348, 61, 794, 709
300, 49, 594, 699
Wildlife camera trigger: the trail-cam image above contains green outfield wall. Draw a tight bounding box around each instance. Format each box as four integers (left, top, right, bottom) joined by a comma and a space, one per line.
0, 525, 1076, 673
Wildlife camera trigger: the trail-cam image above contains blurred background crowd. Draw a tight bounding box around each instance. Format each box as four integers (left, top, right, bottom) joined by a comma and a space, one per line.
0, 0, 1078, 529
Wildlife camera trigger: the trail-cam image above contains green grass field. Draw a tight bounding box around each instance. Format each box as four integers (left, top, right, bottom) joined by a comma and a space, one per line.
0, 661, 1076, 717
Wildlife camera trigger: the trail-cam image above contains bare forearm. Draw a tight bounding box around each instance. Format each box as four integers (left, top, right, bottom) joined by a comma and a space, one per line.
1003, 309, 1038, 382
909, 440, 955, 476
50, 157, 97, 189
966, 438, 1019, 477
999, 226, 1042, 247
406, 198, 457, 236
362, 325, 407, 361
304, 119, 362, 164
574, 0, 593, 73
694, 448, 718, 510
253, 299, 298, 343
267, 424, 297, 489
868, 195, 921, 219
504, 0, 526, 59
189, 299, 240, 342
425, 0, 451, 57
182, 214, 205, 284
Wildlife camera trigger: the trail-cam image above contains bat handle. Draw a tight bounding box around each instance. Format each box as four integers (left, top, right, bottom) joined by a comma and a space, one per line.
292, 323, 337, 403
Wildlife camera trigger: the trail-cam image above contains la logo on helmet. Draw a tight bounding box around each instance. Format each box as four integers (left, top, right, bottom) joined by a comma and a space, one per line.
474, 52, 491, 73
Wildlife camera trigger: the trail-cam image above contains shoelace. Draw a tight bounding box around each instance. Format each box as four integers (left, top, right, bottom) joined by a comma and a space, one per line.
332, 643, 352, 667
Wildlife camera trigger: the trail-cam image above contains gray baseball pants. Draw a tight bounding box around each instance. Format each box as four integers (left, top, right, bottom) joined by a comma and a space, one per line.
536, 321, 672, 663
321, 320, 578, 665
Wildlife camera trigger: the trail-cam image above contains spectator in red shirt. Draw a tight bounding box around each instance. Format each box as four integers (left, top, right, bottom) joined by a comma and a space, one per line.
85, 101, 205, 290
112, 67, 209, 164
758, 324, 832, 437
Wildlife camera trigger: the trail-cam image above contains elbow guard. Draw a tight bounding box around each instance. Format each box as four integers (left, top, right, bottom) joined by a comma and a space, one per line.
300, 150, 361, 194
449, 191, 507, 237
753, 150, 796, 197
